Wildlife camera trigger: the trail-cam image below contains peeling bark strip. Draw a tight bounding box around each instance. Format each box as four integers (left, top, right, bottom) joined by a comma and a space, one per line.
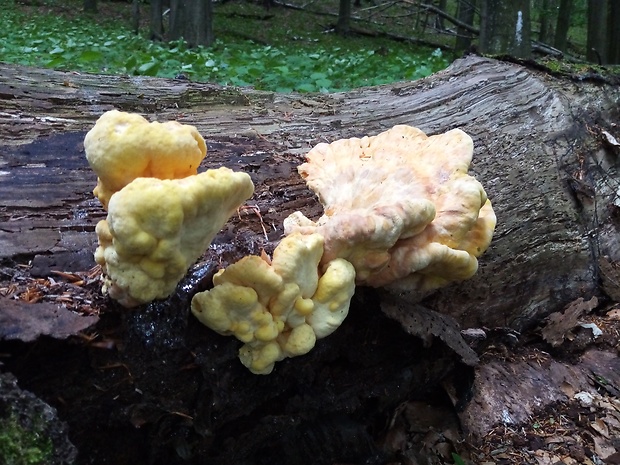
1, 56, 620, 331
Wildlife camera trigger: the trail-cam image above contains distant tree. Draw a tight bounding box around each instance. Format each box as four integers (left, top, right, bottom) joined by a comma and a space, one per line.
586, 0, 607, 63
553, 0, 572, 52
83, 0, 97, 13
538, 0, 556, 43
435, 0, 448, 30
132, 0, 140, 34
169, 0, 214, 48
606, 0, 620, 63
151, 0, 164, 41
479, 0, 531, 58
455, 0, 477, 53
337, 0, 352, 35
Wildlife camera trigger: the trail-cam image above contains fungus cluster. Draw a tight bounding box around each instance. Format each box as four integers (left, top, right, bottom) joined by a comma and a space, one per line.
284, 125, 496, 295
191, 233, 355, 374
84, 111, 254, 307
84, 111, 496, 374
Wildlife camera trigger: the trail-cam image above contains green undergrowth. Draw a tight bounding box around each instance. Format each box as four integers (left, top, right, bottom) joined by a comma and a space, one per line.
0, 0, 450, 93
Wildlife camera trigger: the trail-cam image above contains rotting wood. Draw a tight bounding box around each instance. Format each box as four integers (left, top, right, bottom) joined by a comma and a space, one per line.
2, 56, 619, 330
1, 56, 620, 464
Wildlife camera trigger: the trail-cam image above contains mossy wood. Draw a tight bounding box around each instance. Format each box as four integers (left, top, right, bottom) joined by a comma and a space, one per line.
1, 56, 619, 464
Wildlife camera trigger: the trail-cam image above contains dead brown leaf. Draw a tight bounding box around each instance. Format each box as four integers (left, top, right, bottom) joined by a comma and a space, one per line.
542, 296, 599, 347
0, 297, 98, 342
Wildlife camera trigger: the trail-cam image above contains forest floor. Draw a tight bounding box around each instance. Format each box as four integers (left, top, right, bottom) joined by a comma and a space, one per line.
17, 0, 462, 50
18, 0, 591, 59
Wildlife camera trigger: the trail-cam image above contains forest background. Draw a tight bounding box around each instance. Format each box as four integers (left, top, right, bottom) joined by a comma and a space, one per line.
2, 0, 619, 95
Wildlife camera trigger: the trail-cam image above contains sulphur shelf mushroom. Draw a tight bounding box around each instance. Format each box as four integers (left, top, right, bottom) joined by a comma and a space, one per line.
191, 233, 356, 375
284, 125, 496, 294
84, 110, 207, 210
84, 110, 254, 307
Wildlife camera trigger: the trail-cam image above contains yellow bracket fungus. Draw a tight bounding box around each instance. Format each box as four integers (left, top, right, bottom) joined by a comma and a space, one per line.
84, 110, 207, 209
85, 113, 495, 375
284, 125, 496, 294
191, 233, 356, 374
95, 169, 254, 308
85, 110, 254, 307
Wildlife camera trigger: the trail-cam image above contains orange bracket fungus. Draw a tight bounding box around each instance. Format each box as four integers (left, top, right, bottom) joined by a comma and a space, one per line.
284, 125, 496, 294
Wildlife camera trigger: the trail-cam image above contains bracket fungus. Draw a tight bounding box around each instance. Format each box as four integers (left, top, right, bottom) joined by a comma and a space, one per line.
85, 113, 495, 374
284, 125, 496, 294
85, 111, 254, 307
191, 233, 356, 374
95, 169, 254, 308
84, 110, 207, 209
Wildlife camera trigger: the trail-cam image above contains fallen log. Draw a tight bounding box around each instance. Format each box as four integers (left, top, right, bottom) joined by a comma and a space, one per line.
1, 55, 619, 464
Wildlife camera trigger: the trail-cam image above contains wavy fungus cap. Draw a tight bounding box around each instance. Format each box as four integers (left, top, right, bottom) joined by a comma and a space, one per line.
84, 110, 207, 209
95, 168, 254, 307
284, 125, 496, 293
191, 233, 356, 374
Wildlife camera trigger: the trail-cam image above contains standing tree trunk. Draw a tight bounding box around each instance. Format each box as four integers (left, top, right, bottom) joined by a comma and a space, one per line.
337, 0, 352, 35
83, 0, 97, 13
607, 0, 620, 63
169, 0, 214, 47
479, 0, 531, 58
131, 0, 140, 34
455, 0, 477, 52
554, 0, 572, 52
435, 0, 448, 29
538, 0, 555, 43
150, 0, 164, 41
586, 0, 608, 63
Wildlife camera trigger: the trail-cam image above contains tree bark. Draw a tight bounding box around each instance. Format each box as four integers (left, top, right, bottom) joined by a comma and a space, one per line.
131, 0, 140, 35
538, 0, 555, 43
479, 0, 531, 58
554, 0, 572, 51
150, 0, 164, 40
83, 0, 97, 13
455, 0, 477, 52
337, 0, 352, 35
1, 57, 619, 464
434, 0, 448, 29
169, 0, 214, 47
607, 0, 620, 64
586, 0, 608, 63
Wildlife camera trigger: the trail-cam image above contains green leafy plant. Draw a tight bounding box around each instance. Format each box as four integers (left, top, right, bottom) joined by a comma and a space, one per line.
0, 2, 449, 93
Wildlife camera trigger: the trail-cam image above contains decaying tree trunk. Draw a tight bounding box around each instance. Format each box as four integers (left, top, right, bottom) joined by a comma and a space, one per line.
1, 56, 620, 464
2, 55, 619, 328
